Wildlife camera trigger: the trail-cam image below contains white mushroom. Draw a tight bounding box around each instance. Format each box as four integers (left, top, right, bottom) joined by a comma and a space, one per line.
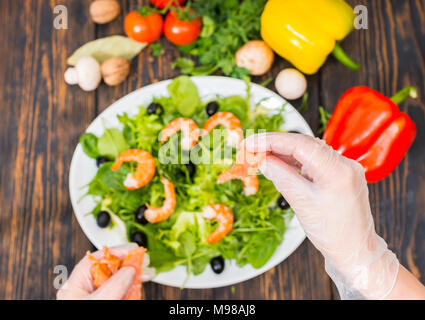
64, 56, 101, 91
235, 40, 274, 76
274, 68, 307, 100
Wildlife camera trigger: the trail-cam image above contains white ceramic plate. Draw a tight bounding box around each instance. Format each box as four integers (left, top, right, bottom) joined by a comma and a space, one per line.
69, 76, 313, 289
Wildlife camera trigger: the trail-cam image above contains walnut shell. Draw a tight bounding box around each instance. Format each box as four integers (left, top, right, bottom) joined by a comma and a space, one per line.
101, 57, 130, 86
90, 0, 120, 24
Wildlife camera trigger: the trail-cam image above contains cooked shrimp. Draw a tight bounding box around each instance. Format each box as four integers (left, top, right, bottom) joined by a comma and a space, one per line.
121, 247, 146, 300
202, 112, 243, 148
111, 149, 156, 190
161, 118, 200, 150
145, 177, 176, 223
87, 246, 147, 300
241, 176, 259, 196
87, 246, 122, 288
216, 146, 267, 195
203, 204, 234, 243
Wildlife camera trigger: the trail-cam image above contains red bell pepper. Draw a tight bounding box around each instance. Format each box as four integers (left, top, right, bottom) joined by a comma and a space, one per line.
323, 86, 417, 183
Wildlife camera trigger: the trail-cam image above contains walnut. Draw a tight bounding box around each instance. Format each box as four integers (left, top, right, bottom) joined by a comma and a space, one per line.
100, 57, 130, 86
90, 0, 121, 24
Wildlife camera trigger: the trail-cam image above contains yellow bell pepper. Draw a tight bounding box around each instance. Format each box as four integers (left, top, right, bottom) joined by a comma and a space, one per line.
261, 0, 359, 74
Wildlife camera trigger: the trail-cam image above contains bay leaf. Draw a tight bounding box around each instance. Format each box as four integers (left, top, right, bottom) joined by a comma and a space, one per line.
67, 35, 147, 66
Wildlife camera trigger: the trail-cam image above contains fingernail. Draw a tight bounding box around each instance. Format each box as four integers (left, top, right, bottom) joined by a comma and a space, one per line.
115, 243, 139, 250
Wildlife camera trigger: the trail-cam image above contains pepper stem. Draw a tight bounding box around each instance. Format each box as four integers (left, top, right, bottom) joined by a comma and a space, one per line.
331, 43, 360, 71
390, 86, 418, 105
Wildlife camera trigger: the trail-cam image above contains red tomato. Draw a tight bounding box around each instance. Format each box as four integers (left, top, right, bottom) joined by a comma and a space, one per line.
163, 10, 202, 46
124, 11, 163, 43
150, 0, 185, 9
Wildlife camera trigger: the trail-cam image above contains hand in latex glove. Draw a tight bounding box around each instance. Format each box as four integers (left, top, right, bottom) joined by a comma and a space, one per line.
244, 132, 399, 300
57, 243, 155, 300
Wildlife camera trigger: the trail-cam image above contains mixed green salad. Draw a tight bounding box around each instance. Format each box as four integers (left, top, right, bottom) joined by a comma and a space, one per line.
79, 76, 294, 279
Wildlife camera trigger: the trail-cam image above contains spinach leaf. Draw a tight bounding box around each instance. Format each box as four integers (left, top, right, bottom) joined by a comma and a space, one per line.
97, 128, 128, 159
167, 76, 200, 117
244, 231, 281, 268
79, 133, 99, 158
88, 162, 129, 195
178, 231, 196, 258
144, 231, 180, 272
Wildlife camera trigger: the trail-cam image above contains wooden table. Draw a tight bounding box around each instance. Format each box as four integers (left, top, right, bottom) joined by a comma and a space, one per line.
0, 0, 424, 300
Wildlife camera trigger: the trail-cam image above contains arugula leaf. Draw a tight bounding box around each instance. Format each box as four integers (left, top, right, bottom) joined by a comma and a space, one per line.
97, 128, 129, 159
167, 76, 200, 116
80, 133, 99, 158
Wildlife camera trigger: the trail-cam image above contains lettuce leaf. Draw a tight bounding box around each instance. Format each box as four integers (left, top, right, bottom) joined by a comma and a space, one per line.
167, 76, 200, 117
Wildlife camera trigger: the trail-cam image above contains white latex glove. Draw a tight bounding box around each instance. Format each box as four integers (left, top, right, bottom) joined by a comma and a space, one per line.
244, 132, 399, 300
57, 243, 155, 300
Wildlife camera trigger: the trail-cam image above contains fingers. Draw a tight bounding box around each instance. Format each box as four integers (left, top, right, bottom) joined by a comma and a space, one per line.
244, 132, 339, 183
57, 243, 140, 300
91, 242, 139, 260
141, 267, 156, 282
86, 267, 136, 300
259, 155, 312, 205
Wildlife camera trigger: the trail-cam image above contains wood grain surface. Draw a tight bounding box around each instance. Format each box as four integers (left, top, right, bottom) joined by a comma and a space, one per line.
0, 0, 423, 300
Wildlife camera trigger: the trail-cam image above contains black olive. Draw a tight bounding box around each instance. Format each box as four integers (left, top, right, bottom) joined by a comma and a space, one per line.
288, 130, 302, 134
131, 231, 148, 247
96, 156, 108, 167
186, 162, 196, 178
210, 256, 225, 274
96, 211, 110, 228
135, 205, 149, 225
147, 102, 163, 115
277, 196, 290, 210
206, 101, 219, 117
